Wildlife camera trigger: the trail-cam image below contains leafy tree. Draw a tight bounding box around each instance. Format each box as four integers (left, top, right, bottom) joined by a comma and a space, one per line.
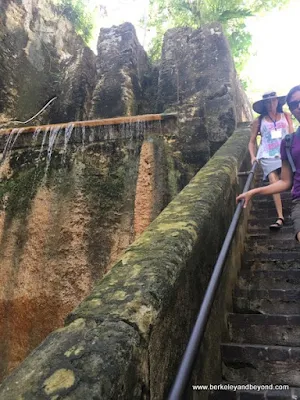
55, 0, 94, 44
146, 0, 290, 73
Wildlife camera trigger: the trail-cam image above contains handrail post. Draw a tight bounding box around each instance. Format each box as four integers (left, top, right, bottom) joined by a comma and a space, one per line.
168, 161, 258, 399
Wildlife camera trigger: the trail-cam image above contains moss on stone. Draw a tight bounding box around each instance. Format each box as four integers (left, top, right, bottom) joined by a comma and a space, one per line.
64, 345, 85, 358
78, 141, 140, 277
164, 141, 179, 201
0, 148, 73, 221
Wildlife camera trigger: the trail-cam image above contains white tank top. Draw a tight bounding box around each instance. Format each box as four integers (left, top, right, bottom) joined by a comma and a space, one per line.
257, 113, 289, 159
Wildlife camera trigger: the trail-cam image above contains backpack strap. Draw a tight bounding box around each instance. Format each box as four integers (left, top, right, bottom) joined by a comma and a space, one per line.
285, 134, 296, 173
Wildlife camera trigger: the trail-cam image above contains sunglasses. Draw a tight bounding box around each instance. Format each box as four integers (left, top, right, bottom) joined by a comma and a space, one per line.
288, 100, 300, 111
262, 92, 276, 99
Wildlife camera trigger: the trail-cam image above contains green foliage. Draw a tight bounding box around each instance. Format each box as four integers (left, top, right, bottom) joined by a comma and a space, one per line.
226, 20, 252, 72
147, 0, 290, 72
56, 0, 94, 44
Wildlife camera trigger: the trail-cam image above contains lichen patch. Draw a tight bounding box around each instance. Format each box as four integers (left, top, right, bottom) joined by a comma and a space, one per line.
43, 369, 75, 395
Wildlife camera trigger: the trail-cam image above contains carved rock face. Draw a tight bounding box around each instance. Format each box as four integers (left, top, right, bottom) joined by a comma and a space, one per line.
0, 0, 95, 125
157, 23, 252, 166
89, 22, 151, 119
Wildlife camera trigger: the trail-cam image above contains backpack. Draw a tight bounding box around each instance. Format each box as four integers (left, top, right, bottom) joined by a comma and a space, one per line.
284, 133, 296, 180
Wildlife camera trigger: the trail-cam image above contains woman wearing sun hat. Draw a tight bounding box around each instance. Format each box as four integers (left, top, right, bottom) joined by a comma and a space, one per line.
248, 90, 294, 229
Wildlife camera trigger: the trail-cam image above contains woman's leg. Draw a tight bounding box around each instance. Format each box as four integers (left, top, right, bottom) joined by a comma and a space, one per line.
268, 170, 284, 225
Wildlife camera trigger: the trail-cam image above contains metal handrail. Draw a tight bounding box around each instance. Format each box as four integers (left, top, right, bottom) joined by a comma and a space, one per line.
169, 160, 258, 399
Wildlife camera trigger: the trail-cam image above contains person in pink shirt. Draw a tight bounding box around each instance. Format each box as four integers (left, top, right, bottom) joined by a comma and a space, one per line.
248, 90, 293, 229
237, 85, 300, 242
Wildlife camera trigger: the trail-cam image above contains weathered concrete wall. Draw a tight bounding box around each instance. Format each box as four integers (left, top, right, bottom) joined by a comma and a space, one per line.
157, 23, 252, 174
0, 123, 252, 399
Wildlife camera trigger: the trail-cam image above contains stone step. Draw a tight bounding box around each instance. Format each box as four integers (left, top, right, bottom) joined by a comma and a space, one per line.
251, 198, 292, 209
233, 288, 300, 314
228, 314, 300, 346
221, 343, 300, 386
247, 226, 294, 235
247, 232, 295, 241
209, 385, 300, 399
250, 209, 292, 218
251, 206, 292, 215
247, 217, 293, 227
245, 240, 299, 252
252, 192, 292, 202
244, 251, 300, 265
237, 270, 300, 290
245, 260, 300, 272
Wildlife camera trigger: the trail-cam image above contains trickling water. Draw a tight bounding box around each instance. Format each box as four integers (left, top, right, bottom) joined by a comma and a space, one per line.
37, 128, 50, 164
11, 128, 25, 150
81, 126, 86, 152
62, 124, 74, 165
108, 125, 115, 141
44, 126, 62, 176
103, 125, 109, 141
89, 126, 95, 144
0, 116, 169, 176
32, 128, 41, 145
1, 128, 20, 162
64, 124, 74, 151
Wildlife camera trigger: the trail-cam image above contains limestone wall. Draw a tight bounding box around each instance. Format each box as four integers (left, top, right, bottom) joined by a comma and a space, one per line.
0, 124, 252, 399
89, 22, 151, 119
0, 118, 184, 383
0, 0, 95, 125
157, 23, 252, 173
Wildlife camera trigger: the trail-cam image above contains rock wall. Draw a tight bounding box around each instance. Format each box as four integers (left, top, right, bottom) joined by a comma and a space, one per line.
0, 124, 253, 399
0, 3, 251, 147
50, 46, 97, 123
89, 22, 151, 119
0, 119, 180, 382
0, 2, 253, 391
0, 0, 95, 125
157, 24, 252, 171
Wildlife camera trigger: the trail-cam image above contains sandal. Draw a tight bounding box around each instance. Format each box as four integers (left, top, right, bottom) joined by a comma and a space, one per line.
269, 217, 284, 230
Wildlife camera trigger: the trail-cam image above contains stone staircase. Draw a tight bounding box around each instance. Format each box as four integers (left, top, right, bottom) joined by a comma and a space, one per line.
210, 176, 300, 399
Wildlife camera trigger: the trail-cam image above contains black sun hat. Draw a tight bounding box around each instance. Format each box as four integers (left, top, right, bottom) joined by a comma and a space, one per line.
253, 90, 286, 114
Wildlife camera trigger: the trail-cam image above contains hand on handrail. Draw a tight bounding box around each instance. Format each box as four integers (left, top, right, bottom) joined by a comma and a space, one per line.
236, 190, 255, 208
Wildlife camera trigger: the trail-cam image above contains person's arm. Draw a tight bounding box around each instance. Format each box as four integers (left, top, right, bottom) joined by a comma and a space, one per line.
284, 112, 294, 133
248, 119, 259, 164
236, 160, 293, 208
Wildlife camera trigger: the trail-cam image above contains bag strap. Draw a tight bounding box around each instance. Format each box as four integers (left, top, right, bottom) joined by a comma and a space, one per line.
285, 133, 296, 173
